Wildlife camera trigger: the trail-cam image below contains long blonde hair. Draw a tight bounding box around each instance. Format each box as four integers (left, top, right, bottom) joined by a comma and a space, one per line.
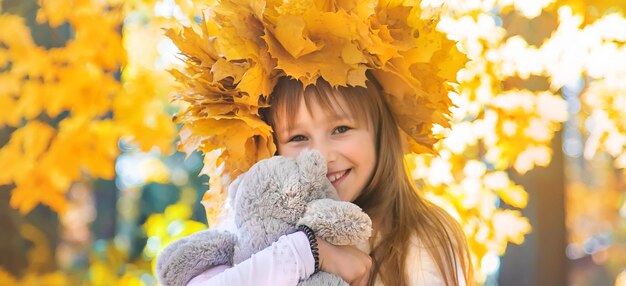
262, 74, 474, 286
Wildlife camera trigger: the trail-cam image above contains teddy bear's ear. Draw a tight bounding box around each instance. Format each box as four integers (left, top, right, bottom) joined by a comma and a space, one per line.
297, 149, 327, 181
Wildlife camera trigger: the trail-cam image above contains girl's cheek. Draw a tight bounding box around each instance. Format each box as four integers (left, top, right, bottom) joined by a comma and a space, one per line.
278, 143, 305, 158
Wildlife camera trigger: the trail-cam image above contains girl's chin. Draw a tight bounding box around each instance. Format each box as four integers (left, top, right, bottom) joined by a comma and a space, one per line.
337, 190, 356, 202
337, 191, 347, 201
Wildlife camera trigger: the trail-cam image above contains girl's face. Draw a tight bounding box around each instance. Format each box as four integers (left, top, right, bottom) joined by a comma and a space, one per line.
273, 95, 377, 202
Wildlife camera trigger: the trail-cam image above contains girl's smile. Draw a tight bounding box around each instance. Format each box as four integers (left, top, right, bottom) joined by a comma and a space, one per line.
327, 168, 350, 187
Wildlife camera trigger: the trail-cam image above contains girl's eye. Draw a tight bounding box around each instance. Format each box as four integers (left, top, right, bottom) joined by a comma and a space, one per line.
333, 126, 352, 134
289, 135, 307, 142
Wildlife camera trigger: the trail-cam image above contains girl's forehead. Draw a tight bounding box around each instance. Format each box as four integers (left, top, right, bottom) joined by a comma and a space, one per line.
275, 94, 356, 126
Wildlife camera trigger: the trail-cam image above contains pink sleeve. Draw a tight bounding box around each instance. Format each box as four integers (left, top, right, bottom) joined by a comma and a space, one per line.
186, 231, 315, 286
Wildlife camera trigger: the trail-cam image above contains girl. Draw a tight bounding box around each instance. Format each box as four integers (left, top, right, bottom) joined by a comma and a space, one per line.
172, 73, 473, 286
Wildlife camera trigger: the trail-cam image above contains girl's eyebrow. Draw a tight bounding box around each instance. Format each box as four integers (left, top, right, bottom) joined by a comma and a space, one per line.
276, 113, 355, 136
329, 114, 354, 122
276, 125, 303, 140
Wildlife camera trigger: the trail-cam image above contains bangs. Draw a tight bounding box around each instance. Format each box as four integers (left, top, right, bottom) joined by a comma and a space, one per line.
265, 76, 381, 134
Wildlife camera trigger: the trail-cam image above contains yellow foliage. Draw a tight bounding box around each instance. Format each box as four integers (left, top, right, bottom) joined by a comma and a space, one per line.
81, 241, 154, 286
0, 0, 204, 284
424, 0, 626, 281
143, 202, 207, 258
583, 80, 626, 170
0, 0, 176, 214
0, 224, 69, 286
114, 274, 144, 286
0, 268, 17, 286
407, 150, 532, 261
552, 0, 626, 24
21, 223, 54, 273
0, 268, 68, 286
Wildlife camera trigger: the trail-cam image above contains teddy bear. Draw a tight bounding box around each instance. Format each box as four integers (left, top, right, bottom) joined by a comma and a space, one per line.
155, 149, 373, 286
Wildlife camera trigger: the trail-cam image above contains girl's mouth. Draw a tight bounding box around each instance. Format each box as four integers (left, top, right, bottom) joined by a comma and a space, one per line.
328, 169, 351, 187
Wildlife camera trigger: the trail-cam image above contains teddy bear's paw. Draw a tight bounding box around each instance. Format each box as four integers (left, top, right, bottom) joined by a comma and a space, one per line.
155, 230, 236, 286
298, 199, 372, 245
297, 271, 350, 286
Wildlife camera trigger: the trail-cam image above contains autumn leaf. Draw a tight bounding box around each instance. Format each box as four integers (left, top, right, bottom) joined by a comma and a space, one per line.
273, 14, 322, 59
0, 0, 176, 214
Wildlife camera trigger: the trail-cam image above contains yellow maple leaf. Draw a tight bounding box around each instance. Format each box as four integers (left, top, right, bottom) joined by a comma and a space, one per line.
274, 14, 323, 58
0, 121, 55, 185
211, 58, 248, 84
165, 24, 218, 69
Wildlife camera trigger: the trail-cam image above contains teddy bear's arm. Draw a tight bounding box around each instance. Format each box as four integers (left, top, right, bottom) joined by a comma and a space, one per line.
155, 230, 236, 286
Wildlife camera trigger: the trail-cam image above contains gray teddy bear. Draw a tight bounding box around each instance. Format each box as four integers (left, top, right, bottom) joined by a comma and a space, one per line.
155, 149, 373, 286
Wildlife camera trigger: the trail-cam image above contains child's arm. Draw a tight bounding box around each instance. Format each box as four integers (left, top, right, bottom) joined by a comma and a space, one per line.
186, 231, 316, 286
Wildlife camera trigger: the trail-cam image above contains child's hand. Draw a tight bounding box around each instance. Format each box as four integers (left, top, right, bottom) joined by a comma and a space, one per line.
317, 236, 372, 286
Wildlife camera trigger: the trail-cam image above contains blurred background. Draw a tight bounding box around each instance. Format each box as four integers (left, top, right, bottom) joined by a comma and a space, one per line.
1, 0, 626, 285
